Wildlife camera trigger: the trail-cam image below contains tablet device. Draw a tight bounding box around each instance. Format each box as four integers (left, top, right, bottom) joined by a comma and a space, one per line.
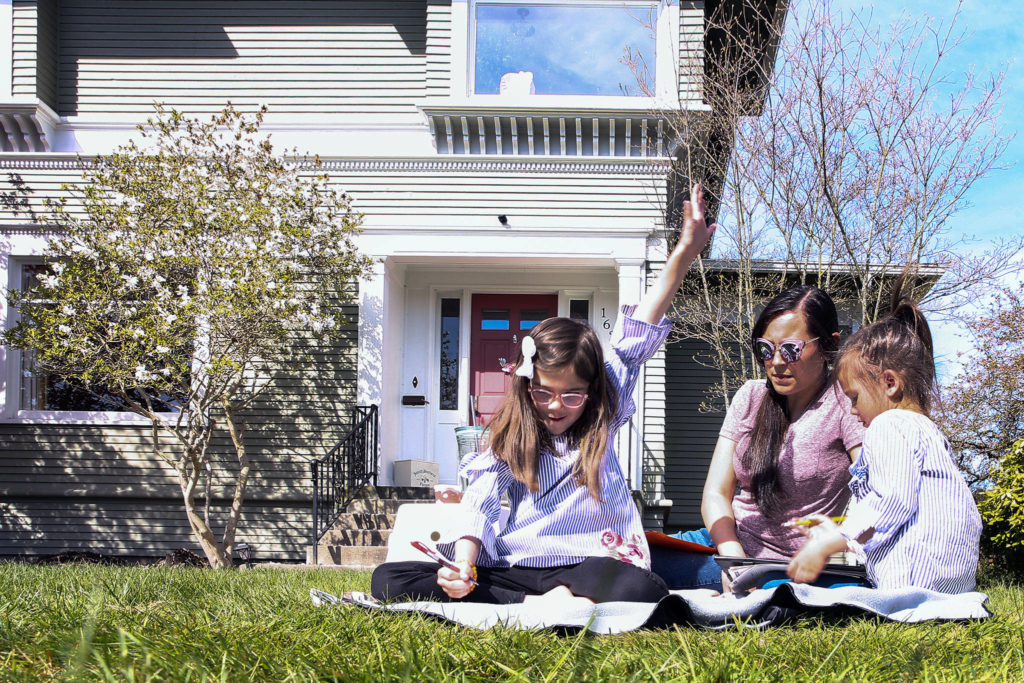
714, 554, 866, 577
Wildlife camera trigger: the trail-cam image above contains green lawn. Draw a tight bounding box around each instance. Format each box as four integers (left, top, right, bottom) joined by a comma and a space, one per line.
1, 563, 1022, 681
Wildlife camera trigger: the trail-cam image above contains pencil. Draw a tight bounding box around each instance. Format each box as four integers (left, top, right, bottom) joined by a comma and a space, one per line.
787, 516, 846, 526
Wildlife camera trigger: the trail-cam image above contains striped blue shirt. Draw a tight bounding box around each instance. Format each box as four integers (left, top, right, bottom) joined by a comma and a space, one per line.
456, 307, 670, 569
839, 410, 981, 593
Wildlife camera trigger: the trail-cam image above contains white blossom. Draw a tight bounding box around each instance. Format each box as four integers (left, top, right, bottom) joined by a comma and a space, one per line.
156, 345, 171, 354
58, 324, 72, 334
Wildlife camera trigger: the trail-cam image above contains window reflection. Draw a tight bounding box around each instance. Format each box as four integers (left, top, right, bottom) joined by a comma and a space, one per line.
569, 299, 590, 321
439, 298, 461, 410
481, 308, 510, 331
519, 309, 548, 330
474, 2, 656, 96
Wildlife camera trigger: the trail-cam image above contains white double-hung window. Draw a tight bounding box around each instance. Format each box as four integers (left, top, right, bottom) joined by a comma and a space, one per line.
450, 0, 680, 107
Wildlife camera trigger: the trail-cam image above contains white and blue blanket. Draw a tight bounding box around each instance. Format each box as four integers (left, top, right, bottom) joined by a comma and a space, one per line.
310, 584, 990, 633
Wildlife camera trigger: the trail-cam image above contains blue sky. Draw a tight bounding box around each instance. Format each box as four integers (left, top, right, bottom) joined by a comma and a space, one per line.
829, 1, 1023, 378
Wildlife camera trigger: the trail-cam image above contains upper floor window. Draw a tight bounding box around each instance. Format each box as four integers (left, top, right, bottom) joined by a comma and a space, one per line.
472, 1, 658, 97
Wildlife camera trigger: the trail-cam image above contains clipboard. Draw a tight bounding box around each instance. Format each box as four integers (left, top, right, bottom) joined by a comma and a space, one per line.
644, 531, 717, 554
713, 554, 867, 581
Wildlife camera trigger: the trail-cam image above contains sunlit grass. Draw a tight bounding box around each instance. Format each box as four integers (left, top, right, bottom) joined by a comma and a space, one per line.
1, 562, 1021, 681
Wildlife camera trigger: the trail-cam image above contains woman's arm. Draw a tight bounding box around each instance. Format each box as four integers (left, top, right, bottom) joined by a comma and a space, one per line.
701, 435, 746, 558
847, 445, 862, 463
632, 183, 717, 325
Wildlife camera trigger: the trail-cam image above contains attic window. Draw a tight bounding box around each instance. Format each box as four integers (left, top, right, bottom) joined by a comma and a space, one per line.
472, 2, 657, 97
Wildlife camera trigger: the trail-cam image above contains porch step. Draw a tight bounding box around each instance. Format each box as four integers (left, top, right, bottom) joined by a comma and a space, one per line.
307, 545, 388, 568
318, 528, 393, 546
330, 512, 397, 530
310, 485, 437, 569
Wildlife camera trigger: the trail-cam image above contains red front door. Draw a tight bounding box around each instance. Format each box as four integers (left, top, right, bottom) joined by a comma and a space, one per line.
470, 293, 559, 426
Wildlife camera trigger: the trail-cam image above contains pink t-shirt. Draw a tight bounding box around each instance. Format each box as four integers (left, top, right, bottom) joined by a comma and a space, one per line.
721, 379, 865, 559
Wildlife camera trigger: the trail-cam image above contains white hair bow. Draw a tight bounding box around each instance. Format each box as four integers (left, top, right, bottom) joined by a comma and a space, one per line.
515, 336, 536, 379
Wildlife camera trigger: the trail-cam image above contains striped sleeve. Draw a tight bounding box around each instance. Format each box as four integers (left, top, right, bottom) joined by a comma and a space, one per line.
457, 450, 516, 544
606, 305, 672, 428
840, 414, 922, 552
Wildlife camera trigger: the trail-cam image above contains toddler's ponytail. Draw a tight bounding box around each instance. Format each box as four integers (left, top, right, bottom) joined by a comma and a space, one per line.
838, 268, 937, 413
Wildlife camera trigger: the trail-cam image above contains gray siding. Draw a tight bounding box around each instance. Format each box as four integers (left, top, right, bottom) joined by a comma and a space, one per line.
679, 1, 705, 106
663, 335, 727, 531
57, 1, 428, 119
11, 1, 39, 99
0, 228, 359, 560
0, 158, 671, 231
35, 0, 60, 109
425, 0, 452, 100
10, 1, 59, 107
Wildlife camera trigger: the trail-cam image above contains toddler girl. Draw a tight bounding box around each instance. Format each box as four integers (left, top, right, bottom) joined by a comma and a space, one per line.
371, 184, 716, 604
786, 280, 981, 593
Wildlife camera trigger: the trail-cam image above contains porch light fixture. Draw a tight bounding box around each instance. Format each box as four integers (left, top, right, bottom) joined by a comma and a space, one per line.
497, 214, 509, 226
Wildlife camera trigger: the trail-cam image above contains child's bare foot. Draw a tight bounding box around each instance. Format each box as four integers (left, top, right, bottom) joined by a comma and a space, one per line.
523, 585, 594, 608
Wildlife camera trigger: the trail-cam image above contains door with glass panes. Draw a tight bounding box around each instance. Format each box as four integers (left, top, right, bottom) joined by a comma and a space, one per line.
469, 294, 558, 426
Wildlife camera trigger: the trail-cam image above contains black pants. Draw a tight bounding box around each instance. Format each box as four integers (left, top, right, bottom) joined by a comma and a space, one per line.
370, 557, 669, 604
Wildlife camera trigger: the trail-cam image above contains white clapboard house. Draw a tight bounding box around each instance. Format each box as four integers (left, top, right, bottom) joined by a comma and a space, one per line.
0, 0, 785, 561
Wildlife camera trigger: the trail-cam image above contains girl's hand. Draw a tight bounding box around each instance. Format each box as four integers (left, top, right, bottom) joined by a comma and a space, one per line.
786, 514, 840, 539
786, 515, 847, 583
634, 182, 718, 324
674, 183, 717, 258
436, 562, 476, 599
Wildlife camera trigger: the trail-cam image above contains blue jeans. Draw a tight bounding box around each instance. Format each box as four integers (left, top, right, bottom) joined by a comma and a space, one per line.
651, 528, 870, 591
650, 528, 723, 590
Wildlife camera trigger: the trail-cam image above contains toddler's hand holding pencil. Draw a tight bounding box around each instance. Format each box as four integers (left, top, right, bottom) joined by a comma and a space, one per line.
785, 516, 845, 528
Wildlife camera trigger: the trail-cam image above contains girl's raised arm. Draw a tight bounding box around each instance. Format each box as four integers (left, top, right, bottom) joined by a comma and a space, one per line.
632, 183, 717, 325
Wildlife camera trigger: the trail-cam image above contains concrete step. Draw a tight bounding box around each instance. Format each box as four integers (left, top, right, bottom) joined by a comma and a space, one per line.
350, 485, 435, 501
307, 544, 388, 568
329, 512, 397, 530
319, 528, 393, 546
346, 498, 431, 515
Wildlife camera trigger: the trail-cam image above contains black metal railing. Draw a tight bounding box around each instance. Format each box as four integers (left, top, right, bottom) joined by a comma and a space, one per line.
311, 404, 379, 564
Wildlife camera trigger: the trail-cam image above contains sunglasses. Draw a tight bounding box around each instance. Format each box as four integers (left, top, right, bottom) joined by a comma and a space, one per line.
754, 337, 819, 363
528, 388, 588, 409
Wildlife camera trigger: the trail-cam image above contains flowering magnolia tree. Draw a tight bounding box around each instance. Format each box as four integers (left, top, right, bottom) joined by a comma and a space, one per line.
3, 104, 372, 568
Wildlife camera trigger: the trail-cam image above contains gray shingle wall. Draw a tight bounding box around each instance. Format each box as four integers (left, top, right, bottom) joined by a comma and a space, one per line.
663, 335, 727, 531
56, 0, 428, 118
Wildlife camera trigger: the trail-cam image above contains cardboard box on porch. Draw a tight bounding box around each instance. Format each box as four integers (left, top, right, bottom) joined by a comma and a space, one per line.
393, 459, 438, 487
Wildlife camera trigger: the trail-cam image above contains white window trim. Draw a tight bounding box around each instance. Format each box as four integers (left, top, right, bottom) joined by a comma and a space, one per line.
451, 0, 680, 109
2, 241, 181, 425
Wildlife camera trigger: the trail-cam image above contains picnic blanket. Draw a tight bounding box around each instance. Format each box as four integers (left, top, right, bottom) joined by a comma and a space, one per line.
310, 584, 990, 633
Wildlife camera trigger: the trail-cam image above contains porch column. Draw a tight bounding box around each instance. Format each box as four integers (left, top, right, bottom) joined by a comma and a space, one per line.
614, 259, 646, 494
358, 259, 400, 485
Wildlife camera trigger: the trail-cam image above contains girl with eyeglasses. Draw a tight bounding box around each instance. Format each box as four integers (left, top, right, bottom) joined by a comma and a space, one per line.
651, 285, 866, 591
371, 184, 716, 606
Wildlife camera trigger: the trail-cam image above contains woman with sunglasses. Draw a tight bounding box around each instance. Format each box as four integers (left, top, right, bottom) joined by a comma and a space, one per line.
652, 286, 865, 591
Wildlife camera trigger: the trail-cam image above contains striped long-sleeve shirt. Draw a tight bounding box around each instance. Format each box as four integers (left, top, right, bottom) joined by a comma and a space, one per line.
839, 410, 981, 593
456, 307, 670, 569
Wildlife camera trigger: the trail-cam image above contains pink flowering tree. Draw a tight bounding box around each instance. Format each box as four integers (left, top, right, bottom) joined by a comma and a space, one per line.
2, 104, 372, 567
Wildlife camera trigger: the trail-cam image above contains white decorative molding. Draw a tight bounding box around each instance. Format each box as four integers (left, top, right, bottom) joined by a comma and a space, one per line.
1, 155, 672, 176
422, 108, 675, 158
0, 103, 56, 152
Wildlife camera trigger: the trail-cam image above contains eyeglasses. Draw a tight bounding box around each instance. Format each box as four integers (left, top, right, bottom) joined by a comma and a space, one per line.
528, 388, 589, 409
754, 337, 819, 363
